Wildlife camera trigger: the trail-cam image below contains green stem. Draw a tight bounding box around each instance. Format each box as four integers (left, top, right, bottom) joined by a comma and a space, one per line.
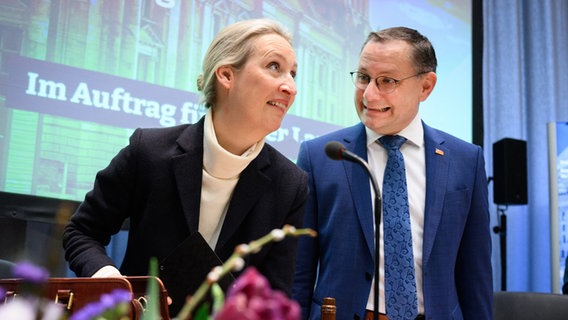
175, 226, 316, 320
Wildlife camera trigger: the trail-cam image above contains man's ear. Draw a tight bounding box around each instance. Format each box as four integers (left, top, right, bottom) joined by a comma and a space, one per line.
216, 65, 234, 89
419, 71, 437, 102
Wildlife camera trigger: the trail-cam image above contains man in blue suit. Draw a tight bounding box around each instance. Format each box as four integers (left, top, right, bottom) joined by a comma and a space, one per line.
292, 27, 493, 320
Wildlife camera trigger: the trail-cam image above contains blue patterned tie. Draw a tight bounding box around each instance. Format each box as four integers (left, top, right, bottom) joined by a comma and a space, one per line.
379, 135, 418, 319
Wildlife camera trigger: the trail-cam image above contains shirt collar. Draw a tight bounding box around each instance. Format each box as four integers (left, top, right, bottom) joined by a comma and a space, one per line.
365, 113, 424, 148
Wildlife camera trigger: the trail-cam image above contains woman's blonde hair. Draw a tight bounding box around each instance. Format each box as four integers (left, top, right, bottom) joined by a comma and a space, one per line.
197, 19, 293, 108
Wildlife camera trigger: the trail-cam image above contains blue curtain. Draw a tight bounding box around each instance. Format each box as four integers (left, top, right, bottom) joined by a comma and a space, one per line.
484, 0, 568, 292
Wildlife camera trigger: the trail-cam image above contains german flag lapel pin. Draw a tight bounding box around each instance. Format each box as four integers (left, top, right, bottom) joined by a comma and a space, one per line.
435, 148, 445, 156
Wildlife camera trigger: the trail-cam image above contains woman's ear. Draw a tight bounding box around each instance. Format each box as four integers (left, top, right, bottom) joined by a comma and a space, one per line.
216, 65, 234, 89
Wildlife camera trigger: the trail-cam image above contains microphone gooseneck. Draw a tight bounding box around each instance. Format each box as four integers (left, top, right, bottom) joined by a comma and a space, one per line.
324, 141, 383, 320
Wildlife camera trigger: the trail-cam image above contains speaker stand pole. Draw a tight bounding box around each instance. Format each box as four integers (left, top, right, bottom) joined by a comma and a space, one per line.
499, 211, 507, 291
493, 207, 507, 291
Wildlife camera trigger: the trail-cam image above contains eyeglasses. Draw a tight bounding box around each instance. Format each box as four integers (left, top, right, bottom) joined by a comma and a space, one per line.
349, 71, 427, 94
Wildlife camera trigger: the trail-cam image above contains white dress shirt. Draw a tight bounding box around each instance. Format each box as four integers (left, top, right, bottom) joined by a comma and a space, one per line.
365, 114, 426, 315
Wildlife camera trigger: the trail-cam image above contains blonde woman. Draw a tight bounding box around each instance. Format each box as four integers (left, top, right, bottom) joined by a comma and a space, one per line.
63, 19, 308, 315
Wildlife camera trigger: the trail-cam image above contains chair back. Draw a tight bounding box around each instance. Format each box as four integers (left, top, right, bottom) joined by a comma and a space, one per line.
0, 259, 15, 278
494, 291, 568, 320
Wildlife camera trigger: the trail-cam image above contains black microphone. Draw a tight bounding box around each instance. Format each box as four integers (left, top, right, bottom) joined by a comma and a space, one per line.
324, 141, 382, 320
324, 141, 367, 163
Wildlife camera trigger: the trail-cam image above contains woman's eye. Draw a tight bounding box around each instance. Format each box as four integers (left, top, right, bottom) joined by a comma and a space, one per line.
268, 62, 280, 72
290, 70, 297, 79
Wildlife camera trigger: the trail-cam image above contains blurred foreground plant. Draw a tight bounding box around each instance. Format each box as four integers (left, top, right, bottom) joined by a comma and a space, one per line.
0, 262, 63, 320
177, 225, 316, 320
212, 267, 300, 320
0, 225, 316, 320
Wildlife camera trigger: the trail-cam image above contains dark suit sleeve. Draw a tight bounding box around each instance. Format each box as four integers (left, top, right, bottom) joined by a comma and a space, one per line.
62, 129, 142, 277
455, 145, 493, 318
292, 141, 320, 319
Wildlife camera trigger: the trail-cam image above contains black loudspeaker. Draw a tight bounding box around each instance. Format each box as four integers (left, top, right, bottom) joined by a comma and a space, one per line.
492, 138, 528, 205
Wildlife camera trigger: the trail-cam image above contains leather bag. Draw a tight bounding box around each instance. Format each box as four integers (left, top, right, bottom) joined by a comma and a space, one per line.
0, 276, 170, 319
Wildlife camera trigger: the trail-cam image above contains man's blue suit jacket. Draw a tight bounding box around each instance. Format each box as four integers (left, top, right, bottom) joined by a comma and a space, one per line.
292, 122, 493, 320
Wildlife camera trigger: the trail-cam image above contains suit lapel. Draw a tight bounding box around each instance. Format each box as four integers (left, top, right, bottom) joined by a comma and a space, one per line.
422, 123, 449, 267
172, 119, 205, 233
343, 124, 375, 259
339, 123, 450, 268
215, 147, 271, 251
170, 116, 271, 251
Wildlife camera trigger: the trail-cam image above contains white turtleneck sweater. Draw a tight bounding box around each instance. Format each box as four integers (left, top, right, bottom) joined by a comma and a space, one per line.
199, 109, 265, 249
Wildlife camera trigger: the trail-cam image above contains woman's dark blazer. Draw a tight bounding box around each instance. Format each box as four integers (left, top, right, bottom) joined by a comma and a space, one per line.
63, 116, 309, 296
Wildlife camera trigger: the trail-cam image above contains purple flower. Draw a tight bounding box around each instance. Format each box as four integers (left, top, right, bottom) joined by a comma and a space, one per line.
69, 289, 132, 320
227, 266, 271, 299
11, 262, 49, 284
214, 267, 300, 320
